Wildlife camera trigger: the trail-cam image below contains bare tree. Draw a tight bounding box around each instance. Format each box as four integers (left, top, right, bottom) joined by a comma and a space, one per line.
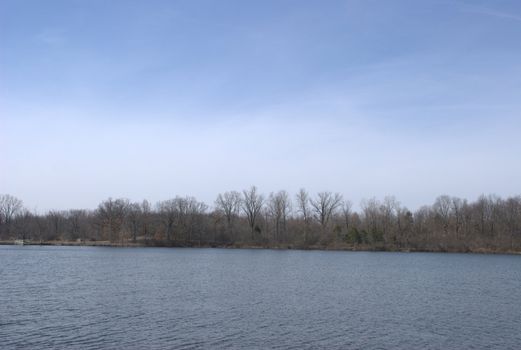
68, 209, 87, 242
342, 200, 353, 234
505, 196, 521, 250
126, 203, 142, 243
268, 190, 291, 242
96, 198, 129, 242
451, 197, 465, 238
296, 188, 312, 242
381, 196, 399, 245
215, 191, 242, 240
361, 198, 381, 243
47, 210, 66, 240
34, 214, 47, 243
141, 199, 152, 241
2, 189, 521, 253
0, 194, 24, 237
310, 192, 343, 232
242, 186, 264, 240
185, 197, 208, 242
157, 199, 177, 241
396, 207, 413, 247
13, 209, 33, 241
433, 195, 452, 236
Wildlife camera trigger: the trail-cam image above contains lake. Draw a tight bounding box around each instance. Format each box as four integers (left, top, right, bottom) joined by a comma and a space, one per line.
1, 246, 520, 349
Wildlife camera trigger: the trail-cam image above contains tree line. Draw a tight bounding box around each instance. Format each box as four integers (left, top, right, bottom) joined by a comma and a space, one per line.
1, 188, 520, 252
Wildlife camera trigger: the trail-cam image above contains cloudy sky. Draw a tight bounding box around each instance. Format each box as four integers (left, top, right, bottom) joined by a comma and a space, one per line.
1, 0, 520, 212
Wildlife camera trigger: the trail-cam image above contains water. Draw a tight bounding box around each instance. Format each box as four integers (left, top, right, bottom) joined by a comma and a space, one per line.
1, 246, 520, 349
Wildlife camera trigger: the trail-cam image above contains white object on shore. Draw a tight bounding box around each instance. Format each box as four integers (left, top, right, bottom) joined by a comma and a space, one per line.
14, 239, 25, 245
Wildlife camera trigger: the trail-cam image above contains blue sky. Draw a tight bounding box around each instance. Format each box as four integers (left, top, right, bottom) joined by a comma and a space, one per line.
1, 0, 521, 212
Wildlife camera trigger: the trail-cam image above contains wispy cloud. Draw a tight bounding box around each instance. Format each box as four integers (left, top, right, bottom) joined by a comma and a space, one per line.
36, 29, 66, 47
463, 7, 521, 22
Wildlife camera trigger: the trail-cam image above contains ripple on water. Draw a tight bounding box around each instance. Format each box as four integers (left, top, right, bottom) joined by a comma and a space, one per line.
1, 246, 521, 349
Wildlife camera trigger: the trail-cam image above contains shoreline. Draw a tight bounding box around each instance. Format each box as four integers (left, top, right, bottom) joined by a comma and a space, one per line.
1, 240, 520, 256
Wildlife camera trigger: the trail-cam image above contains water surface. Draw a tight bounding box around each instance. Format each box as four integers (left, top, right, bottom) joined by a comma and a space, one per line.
1, 246, 520, 349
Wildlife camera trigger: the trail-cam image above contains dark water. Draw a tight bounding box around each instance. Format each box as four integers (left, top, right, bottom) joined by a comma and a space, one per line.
1, 246, 520, 349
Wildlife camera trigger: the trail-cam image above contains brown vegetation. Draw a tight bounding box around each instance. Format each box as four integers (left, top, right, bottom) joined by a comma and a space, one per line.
1, 189, 520, 253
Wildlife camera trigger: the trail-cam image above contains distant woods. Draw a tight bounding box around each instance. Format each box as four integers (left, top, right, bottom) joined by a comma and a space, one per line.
1, 189, 521, 253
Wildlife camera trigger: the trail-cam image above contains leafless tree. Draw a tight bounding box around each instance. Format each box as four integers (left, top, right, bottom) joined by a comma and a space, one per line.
310, 192, 343, 232
215, 191, 242, 240
268, 190, 291, 242
185, 197, 208, 242
68, 209, 87, 242
0, 194, 24, 237
505, 196, 521, 250
296, 188, 311, 243
242, 186, 264, 240
361, 198, 381, 243
47, 210, 66, 240
342, 200, 353, 234
157, 199, 177, 241
451, 197, 465, 238
127, 203, 142, 242
2, 189, 521, 253
396, 207, 413, 247
12, 209, 32, 240
381, 196, 399, 244
96, 198, 129, 242
433, 195, 452, 236
141, 199, 152, 241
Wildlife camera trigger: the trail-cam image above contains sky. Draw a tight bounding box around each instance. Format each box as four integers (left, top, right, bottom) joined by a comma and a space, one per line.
1, 0, 521, 212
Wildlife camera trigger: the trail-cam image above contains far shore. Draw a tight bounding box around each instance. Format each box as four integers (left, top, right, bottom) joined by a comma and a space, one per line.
1, 240, 520, 256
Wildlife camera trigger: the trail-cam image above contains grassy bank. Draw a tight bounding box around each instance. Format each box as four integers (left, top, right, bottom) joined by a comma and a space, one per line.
1, 239, 520, 255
